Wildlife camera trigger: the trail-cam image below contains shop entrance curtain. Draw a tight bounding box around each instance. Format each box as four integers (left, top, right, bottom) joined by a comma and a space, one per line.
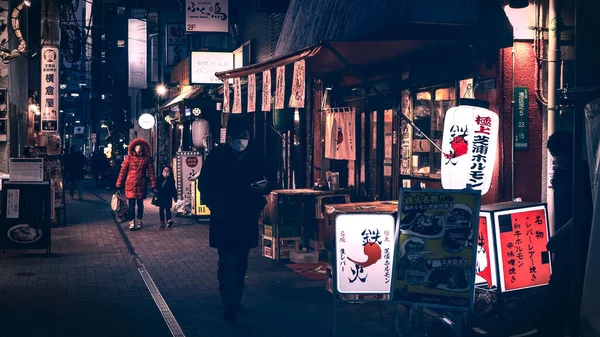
582, 97, 600, 336
325, 108, 356, 161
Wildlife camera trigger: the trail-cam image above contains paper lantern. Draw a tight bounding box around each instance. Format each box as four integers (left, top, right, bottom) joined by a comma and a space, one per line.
192, 119, 210, 149
441, 102, 499, 195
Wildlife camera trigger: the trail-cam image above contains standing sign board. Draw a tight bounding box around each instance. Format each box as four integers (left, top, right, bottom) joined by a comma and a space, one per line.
185, 0, 229, 32
335, 213, 396, 294
175, 152, 210, 216
9, 158, 44, 182
475, 213, 498, 288
393, 188, 481, 310
41, 47, 59, 132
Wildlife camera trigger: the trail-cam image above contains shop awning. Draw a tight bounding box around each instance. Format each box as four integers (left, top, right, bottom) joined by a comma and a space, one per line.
159, 86, 204, 111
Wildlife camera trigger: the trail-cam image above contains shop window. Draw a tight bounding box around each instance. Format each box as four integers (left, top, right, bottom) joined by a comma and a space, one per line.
411, 86, 456, 179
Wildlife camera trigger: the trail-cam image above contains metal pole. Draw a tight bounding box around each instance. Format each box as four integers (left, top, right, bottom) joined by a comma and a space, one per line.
547, 0, 561, 235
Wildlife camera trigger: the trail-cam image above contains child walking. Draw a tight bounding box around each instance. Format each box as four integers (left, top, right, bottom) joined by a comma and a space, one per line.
156, 166, 178, 228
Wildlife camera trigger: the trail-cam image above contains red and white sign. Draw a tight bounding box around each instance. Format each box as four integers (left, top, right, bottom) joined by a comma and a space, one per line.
41, 47, 59, 132
476, 213, 497, 288
493, 206, 552, 292
336, 213, 396, 294
441, 105, 499, 195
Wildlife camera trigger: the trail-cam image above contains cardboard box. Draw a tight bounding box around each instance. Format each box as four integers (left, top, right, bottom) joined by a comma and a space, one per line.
261, 235, 300, 260
324, 201, 399, 249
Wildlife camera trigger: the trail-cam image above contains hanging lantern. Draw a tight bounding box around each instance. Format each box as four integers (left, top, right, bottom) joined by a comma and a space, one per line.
192, 119, 210, 149
441, 99, 499, 195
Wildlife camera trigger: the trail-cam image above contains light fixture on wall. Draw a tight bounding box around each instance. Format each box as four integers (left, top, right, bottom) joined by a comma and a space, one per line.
508, 0, 529, 9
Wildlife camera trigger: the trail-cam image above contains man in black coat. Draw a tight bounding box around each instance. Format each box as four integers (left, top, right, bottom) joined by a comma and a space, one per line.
198, 115, 271, 323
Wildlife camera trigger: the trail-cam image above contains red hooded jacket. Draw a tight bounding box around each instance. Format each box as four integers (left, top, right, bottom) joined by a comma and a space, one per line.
116, 138, 157, 199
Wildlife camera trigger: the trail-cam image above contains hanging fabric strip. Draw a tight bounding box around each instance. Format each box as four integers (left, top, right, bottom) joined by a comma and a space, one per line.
275, 66, 285, 110
324, 107, 356, 160
223, 80, 230, 113
289, 60, 305, 108
248, 73, 256, 113
262, 70, 272, 112
232, 77, 242, 114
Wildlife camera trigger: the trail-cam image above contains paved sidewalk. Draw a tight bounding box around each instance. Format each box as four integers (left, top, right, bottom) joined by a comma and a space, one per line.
93, 186, 403, 337
0, 188, 171, 337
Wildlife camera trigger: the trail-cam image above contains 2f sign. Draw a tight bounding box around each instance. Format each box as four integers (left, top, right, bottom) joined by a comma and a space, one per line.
187, 24, 196, 31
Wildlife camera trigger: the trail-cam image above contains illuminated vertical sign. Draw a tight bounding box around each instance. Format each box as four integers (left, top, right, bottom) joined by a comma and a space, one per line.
128, 19, 147, 89
41, 47, 59, 132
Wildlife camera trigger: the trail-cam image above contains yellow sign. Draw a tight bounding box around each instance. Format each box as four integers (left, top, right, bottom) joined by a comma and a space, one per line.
192, 179, 210, 216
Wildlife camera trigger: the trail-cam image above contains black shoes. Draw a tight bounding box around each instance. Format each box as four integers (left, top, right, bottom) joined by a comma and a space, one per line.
223, 308, 237, 324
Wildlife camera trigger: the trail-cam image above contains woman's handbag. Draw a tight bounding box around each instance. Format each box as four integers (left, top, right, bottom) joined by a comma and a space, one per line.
111, 190, 126, 211
151, 193, 160, 206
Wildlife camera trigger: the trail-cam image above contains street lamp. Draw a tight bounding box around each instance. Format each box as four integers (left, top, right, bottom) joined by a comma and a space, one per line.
156, 84, 167, 97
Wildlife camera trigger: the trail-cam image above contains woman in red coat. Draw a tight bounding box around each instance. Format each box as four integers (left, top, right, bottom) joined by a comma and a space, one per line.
116, 138, 157, 230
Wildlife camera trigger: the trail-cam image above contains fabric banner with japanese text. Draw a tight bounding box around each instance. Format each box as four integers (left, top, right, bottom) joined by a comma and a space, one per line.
247, 73, 256, 112
325, 108, 356, 161
393, 189, 481, 310
222, 81, 230, 113
275, 66, 285, 109
232, 77, 242, 113
289, 60, 305, 108
262, 70, 271, 111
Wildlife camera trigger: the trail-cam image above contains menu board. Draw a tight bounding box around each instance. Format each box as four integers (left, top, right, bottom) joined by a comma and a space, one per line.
335, 213, 396, 294
393, 189, 481, 310
475, 213, 497, 288
493, 205, 551, 292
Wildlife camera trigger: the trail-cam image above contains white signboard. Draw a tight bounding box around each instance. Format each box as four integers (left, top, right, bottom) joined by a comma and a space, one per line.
190, 51, 233, 84
74, 126, 85, 135
41, 47, 59, 132
336, 213, 396, 294
185, 0, 229, 33
166, 23, 188, 67
175, 152, 202, 201
441, 105, 499, 195
128, 19, 147, 89
6, 189, 19, 219
9, 158, 44, 182
138, 113, 155, 130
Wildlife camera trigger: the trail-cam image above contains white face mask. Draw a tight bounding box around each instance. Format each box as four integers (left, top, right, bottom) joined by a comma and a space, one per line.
231, 139, 249, 152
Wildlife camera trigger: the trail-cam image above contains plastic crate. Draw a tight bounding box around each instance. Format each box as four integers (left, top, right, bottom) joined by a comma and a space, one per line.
290, 250, 319, 264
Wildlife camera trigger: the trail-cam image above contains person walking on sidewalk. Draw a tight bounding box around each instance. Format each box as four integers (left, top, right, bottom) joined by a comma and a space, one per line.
156, 165, 178, 228
116, 138, 157, 231
198, 115, 271, 324
64, 144, 86, 200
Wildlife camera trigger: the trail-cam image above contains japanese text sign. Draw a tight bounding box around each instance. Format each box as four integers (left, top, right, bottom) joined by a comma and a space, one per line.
41, 47, 59, 132
493, 206, 552, 292
393, 189, 481, 310
166, 24, 188, 67
335, 213, 396, 294
191, 51, 233, 84
514, 87, 529, 150
441, 105, 499, 195
476, 213, 497, 288
186, 0, 229, 33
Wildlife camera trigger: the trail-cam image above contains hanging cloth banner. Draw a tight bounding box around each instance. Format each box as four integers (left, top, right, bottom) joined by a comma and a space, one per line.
248, 73, 256, 112
275, 66, 285, 109
223, 81, 230, 113
262, 70, 272, 112
325, 108, 356, 160
289, 60, 305, 108
232, 77, 242, 113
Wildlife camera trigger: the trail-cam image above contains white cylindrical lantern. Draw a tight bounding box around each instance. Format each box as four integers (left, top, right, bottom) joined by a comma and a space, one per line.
138, 113, 155, 130
441, 102, 499, 195
192, 119, 210, 149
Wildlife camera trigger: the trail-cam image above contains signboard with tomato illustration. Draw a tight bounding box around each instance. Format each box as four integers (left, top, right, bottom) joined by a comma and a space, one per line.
493, 205, 551, 292
393, 189, 481, 310
335, 213, 396, 294
175, 152, 210, 216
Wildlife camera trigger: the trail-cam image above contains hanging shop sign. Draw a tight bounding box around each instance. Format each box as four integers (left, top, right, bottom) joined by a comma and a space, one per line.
248, 73, 256, 112
138, 113, 155, 130
393, 189, 481, 310
492, 205, 551, 292
190, 51, 233, 84
335, 213, 396, 294
40, 46, 59, 132
325, 108, 356, 161
232, 77, 242, 113
513, 87, 529, 150
262, 70, 271, 112
275, 66, 285, 109
166, 23, 189, 67
441, 104, 499, 195
74, 126, 85, 135
128, 19, 147, 89
185, 0, 229, 33
475, 213, 497, 288
222, 81, 230, 113
289, 60, 306, 109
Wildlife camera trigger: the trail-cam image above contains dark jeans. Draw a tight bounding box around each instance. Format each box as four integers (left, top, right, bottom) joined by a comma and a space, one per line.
217, 248, 250, 311
159, 206, 172, 222
128, 199, 144, 220
69, 180, 83, 199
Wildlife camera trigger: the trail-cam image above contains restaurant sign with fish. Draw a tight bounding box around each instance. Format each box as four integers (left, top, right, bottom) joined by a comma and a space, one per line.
335, 213, 396, 294
393, 189, 481, 310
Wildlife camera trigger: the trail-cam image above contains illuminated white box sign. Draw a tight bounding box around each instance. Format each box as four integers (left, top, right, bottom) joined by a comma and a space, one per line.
138, 113, 155, 130
185, 0, 229, 33
128, 19, 147, 89
335, 214, 396, 294
190, 51, 233, 84
441, 104, 499, 195
41, 47, 59, 132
